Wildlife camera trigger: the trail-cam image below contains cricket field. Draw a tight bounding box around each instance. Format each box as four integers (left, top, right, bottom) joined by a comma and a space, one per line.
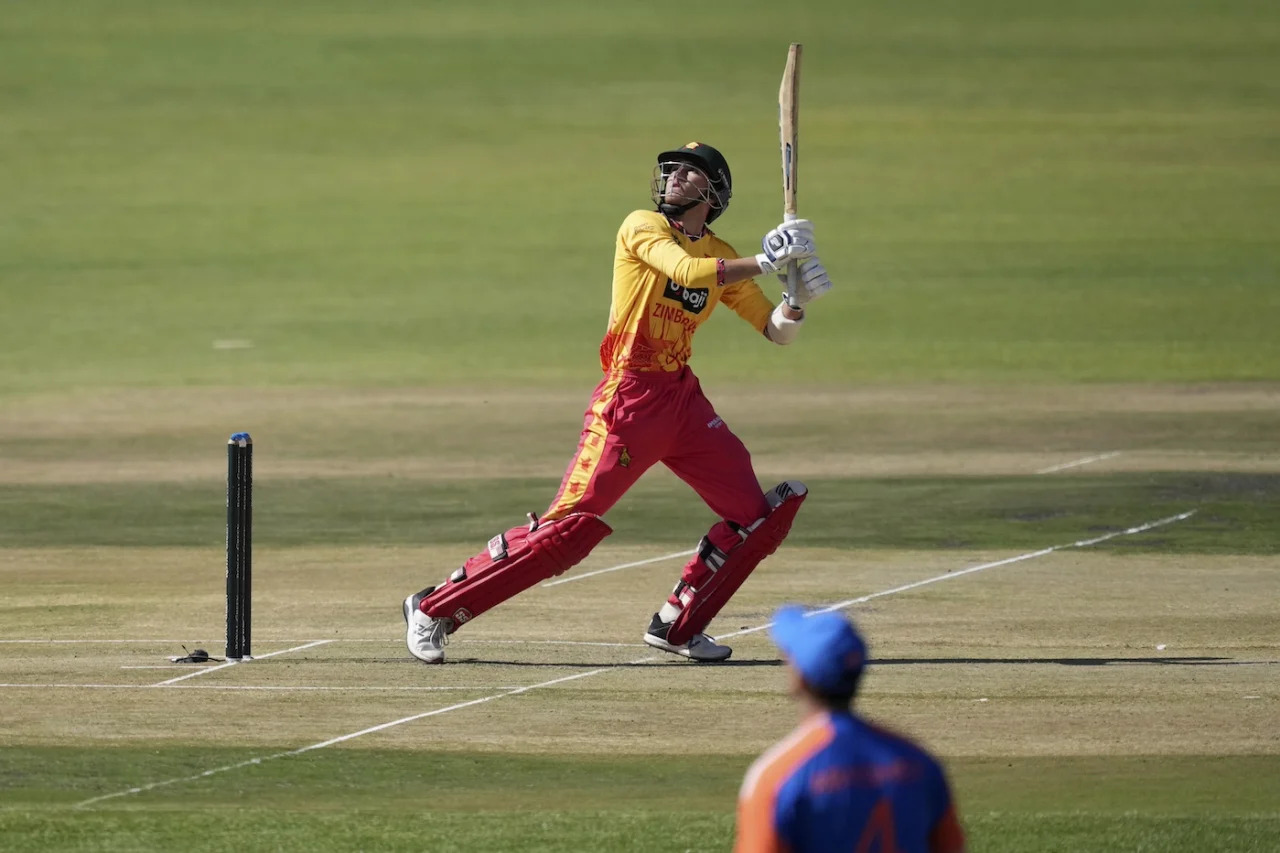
1, 1, 1277, 850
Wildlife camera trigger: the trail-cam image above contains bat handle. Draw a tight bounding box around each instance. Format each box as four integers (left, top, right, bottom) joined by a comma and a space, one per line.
782, 212, 801, 308
784, 266, 801, 310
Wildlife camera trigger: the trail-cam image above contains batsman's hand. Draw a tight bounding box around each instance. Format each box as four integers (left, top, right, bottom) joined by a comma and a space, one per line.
781, 256, 832, 307
756, 219, 815, 274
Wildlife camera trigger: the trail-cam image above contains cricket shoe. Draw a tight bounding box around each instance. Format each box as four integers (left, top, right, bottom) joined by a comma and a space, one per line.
403, 587, 451, 664
643, 613, 732, 662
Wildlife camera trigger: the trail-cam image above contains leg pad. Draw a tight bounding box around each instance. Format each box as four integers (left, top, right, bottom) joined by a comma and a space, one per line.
666, 482, 807, 645
423, 512, 611, 628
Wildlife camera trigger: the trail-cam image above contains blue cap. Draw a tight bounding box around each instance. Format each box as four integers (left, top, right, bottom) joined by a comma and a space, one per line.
769, 605, 868, 694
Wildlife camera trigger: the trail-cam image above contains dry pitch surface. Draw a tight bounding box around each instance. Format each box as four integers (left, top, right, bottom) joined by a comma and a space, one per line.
2, 548, 1276, 768
2, 385, 1278, 804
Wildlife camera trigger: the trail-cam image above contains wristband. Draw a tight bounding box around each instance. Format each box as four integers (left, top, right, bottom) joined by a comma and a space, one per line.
766, 302, 804, 345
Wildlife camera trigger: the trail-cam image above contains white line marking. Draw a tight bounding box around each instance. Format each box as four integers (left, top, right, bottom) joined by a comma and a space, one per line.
467, 639, 647, 647
0, 638, 646, 648
0, 639, 201, 644
121, 666, 191, 670
542, 549, 695, 587
0, 683, 521, 692
69, 509, 1195, 807
716, 510, 1197, 641
1037, 451, 1122, 474
150, 641, 331, 686
74, 667, 611, 808
149, 660, 241, 685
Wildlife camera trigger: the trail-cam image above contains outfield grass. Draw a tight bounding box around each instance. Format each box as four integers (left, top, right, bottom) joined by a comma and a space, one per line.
3, 470, 1279, 551
2, 750, 1278, 852
2, 0, 1278, 392
1, 1, 1278, 851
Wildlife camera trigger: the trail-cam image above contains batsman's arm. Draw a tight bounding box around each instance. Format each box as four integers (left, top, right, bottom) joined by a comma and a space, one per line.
720, 256, 767, 284
628, 233, 796, 300
719, 272, 804, 345
720, 257, 807, 332
622, 212, 720, 289
627, 226, 761, 289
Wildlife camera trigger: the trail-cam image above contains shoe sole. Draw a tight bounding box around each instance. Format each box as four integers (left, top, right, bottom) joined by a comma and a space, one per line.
402, 594, 445, 664
642, 633, 732, 662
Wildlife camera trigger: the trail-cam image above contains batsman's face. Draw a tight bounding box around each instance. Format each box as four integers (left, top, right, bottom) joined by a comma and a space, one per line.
665, 164, 712, 207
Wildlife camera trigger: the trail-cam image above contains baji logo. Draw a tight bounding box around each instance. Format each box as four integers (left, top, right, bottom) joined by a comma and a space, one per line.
664, 279, 709, 314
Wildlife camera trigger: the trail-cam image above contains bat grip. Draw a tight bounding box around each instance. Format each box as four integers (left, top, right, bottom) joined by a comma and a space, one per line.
782, 212, 800, 307
784, 262, 801, 309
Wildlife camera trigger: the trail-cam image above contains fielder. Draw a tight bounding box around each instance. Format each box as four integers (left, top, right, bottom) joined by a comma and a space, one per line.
403, 142, 832, 663
735, 607, 966, 852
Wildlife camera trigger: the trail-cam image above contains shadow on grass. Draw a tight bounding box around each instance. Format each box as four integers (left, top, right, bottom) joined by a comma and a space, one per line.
868, 656, 1271, 667
323, 656, 1276, 668
449, 658, 786, 668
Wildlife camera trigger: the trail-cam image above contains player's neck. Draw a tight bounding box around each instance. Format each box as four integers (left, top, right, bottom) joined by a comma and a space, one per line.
669, 212, 708, 240
797, 696, 827, 721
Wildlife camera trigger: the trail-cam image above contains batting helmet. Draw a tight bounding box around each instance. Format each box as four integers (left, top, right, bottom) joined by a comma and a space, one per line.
651, 142, 733, 224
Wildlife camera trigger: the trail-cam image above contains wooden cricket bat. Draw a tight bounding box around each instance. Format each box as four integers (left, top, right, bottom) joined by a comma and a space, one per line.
779, 43, 802, 304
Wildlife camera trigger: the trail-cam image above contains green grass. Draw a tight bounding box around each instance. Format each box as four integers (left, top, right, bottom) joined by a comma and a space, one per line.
2, 1, 1278, 851
2, 472, 1276, 553
5, 812, 1276, 853
2, 749, 1277, 852
0, 812, 736, 853
2, 0, 1278, 392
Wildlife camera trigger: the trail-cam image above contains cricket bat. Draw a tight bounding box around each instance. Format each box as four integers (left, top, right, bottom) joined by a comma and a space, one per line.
778, 43, 802, 305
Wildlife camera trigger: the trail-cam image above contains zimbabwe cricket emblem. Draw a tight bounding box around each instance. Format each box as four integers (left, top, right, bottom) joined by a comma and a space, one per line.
618, 447, 632, 468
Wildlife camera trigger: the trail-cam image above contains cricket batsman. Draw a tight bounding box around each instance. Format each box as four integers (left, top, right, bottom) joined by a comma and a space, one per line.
403, 142, 832, 663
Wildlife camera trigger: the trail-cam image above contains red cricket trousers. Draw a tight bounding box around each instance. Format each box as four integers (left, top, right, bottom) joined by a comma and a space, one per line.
545, 367, 770, 530
417, 367, 775, 633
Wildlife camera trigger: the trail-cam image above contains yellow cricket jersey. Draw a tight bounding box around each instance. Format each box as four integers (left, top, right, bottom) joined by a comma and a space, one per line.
599, 209, 775, 373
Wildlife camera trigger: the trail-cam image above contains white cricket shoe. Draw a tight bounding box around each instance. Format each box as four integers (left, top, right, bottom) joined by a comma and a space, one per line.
643, 613, 733, 662
403, 587, 451, 664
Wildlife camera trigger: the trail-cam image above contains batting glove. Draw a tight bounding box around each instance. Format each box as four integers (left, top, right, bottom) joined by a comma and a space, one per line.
756, 219, 815, 274
781, 256, 832, 307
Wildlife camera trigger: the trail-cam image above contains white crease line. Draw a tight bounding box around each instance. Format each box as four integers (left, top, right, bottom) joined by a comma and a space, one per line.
542, 549, 695, 587
717, 509, 1197, 642
1037, 451, 1122, 474
0, 639, 197, 644
122, 666, 190, 670
468, 639, 647, 647
74, 667, 613, 809
0, 683, 521, 692
70, 509, 1194, 807
1, 638, 646, 648
150, 641, 331, 686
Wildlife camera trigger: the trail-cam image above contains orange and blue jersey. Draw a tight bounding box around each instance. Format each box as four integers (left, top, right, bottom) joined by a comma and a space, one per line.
736, 712, 966, 853
600, 209, 775, 374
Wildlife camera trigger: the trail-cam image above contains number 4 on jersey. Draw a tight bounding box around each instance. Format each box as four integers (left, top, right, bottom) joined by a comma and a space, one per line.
855, 797, 901, 853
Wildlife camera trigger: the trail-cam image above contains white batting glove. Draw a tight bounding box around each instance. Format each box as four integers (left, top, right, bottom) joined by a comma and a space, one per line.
781, 256, 832, 307
756, 219, 816, 274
